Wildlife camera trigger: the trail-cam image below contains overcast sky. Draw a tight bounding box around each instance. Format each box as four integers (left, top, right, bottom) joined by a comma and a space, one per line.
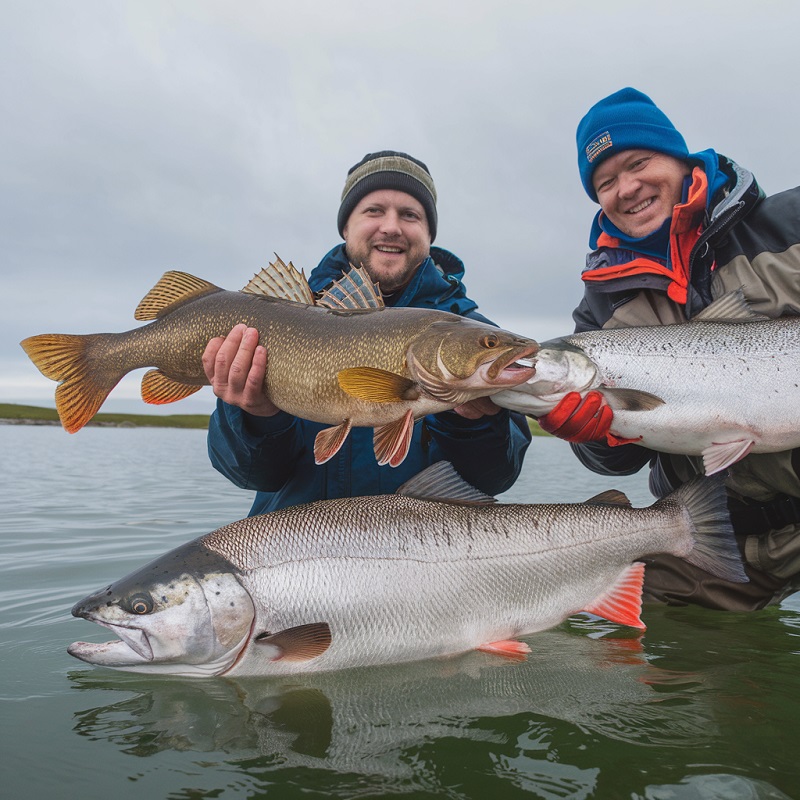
4, 0, 799, 415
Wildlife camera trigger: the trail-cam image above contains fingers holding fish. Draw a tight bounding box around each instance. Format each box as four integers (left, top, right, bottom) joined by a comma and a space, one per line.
203, 325, 279, 417
451, 396, 502, 419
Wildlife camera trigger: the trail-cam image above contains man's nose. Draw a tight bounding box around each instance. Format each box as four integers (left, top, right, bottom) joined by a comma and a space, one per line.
617, 171, 641, 198
379, 210, 402, 234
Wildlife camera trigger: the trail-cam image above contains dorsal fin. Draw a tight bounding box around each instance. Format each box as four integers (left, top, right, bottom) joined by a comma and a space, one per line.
316, 265, 384, 310
241, 255, 315, 304
693, 288, 770, 323
396, 461, 496, 505
584, 489, 632, 506
134, 271, 221, 321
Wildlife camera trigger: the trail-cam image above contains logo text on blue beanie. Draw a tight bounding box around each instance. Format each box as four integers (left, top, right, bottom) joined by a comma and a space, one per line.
586, 131, 613, 163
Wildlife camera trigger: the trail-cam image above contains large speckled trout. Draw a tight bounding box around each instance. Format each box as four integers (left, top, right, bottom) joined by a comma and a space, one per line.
67, 462, 746, 677
493, 290, 800, 475
21, 259, 537, 466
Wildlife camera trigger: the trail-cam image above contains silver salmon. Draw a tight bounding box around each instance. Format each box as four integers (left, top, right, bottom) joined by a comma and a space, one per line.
21, 258, 537, 466
68, 462, 745, 677
493, 290, 800, 474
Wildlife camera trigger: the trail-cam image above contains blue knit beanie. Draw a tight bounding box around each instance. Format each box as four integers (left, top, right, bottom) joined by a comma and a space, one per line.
577, 88, 690, 202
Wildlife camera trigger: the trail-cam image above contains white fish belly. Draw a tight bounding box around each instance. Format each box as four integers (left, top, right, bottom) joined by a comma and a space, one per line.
229, 519, 678, 676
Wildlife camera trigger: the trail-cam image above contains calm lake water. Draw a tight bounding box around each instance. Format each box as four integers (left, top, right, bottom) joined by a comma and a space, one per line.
2, 424, 799, 800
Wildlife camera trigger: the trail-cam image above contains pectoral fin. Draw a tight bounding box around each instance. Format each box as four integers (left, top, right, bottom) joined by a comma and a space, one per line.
477, 639, 531, 661
374, 409, 415, 467
702, 439, 755, 475
601, 387, 665, 411
583, 562, 646, 629
338, 367, 420, 402
141, 369, 203, 404
255, 622, 332, 662
314, 420, 352, 464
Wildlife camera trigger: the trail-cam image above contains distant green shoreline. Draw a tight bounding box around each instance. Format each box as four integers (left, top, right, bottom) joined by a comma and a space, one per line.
0, 403, 211, 429
0, 402, 548, 435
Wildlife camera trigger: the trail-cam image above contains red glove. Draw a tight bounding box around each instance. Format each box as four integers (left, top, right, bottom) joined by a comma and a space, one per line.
538, 391, 640, 446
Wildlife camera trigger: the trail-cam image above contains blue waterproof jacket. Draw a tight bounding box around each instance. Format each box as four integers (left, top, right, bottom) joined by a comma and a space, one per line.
207, 244, 532, 515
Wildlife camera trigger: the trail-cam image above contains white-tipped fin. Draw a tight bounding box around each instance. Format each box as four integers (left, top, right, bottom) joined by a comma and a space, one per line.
316, 265, 384, 310
702, 439, 755, 475
242, 255, 315, 305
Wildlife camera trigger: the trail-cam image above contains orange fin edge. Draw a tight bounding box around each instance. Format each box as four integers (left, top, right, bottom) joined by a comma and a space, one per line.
583, 562, 646, 629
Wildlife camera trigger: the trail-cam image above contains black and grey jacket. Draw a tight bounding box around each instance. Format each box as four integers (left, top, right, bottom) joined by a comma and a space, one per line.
568, 156, 800, 576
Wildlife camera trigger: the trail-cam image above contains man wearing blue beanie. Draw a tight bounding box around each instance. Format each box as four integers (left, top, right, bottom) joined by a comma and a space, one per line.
538, 88, 800, 611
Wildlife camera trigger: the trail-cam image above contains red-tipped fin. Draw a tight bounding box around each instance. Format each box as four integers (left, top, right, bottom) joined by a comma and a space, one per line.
396, 461, 496, 505
337, 367, 419, 403
316, 264, 384, 310
141, 369, 203, 405
702, 439, 754, 475
134, 271, 220, 321
478, 639, 531, 661
314, 419, 352, 464
583, 562, 646, 630
255, 622, 332, 662
374, 410, 415, 467
242, 255, 315, 305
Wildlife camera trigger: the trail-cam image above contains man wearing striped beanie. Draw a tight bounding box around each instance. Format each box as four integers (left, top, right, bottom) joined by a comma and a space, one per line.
204, 149, 532, 516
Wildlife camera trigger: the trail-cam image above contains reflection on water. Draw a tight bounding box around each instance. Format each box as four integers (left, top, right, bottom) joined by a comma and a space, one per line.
3, 426, 800, 800
68, 631, 712, 760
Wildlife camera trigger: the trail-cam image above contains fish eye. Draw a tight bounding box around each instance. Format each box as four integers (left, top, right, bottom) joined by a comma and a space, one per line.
481, 333, 500, 348
124, 592, 154, 615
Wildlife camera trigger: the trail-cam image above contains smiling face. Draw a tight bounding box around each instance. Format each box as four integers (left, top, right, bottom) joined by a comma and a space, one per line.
343, 189, 431, 294
592, 149, 691, 239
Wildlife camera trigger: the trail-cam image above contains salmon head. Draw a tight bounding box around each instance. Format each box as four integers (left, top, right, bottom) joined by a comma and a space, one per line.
68, 541, 256, 676
404, 318, 539, 404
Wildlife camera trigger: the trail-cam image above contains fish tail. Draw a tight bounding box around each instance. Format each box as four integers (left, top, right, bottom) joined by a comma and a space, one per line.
20, 333, 127, 433
665, 475, 748, 583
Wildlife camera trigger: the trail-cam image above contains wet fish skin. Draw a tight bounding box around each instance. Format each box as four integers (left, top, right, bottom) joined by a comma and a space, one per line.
21, 262, 538, 465
493, 290, 800, 475
68, 463, 745, 678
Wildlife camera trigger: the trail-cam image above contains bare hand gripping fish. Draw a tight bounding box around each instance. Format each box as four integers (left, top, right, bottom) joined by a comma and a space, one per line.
21, 258, 538, 467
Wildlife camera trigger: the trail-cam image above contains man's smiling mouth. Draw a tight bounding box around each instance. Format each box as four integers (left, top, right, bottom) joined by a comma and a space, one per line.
628, 198, 654, 214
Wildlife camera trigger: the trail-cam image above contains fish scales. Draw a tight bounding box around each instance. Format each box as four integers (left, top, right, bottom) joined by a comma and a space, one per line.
22, 264, 538, 466
493, 294, 800, 474
68, 465, 744, 676
192, 495, 691, 672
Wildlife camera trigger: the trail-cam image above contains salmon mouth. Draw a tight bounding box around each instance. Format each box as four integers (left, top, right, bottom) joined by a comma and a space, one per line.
69, 616, 154, 664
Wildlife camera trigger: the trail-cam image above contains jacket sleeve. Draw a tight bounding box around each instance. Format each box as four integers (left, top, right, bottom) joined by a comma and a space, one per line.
424, 408, 532, 495
570, 440, 653, 477
207, 399, 306, 491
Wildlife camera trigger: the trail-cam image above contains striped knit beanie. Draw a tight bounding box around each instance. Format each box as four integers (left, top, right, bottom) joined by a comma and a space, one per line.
337, 151, 438, 241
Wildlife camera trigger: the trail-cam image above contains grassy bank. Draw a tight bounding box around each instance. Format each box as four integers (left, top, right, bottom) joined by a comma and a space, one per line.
0, 402, 548, 435
0, 403, 210, 429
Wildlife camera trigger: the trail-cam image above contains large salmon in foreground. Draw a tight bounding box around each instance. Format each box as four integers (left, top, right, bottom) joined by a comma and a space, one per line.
68, 462, 746, 678
492, 290, 800, 475
20, 258, 538, 466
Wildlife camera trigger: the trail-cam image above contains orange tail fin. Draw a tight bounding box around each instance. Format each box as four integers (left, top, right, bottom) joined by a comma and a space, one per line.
20, 334, 127, 433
